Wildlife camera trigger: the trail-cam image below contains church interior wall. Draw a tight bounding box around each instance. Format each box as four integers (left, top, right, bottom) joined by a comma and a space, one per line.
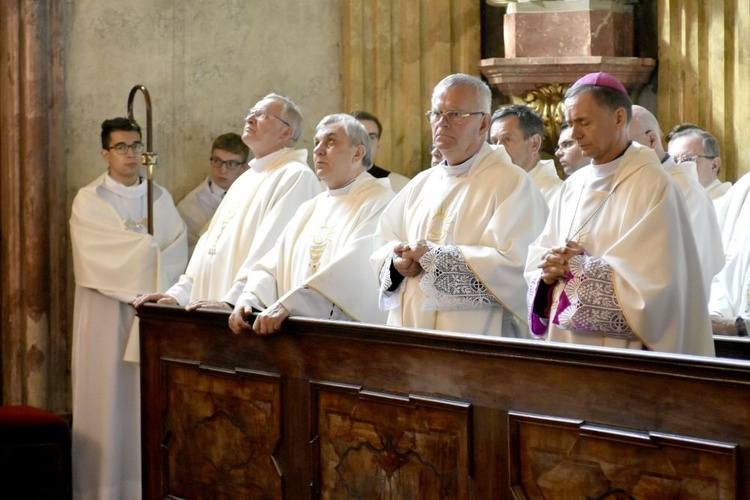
64, 0, 345, 208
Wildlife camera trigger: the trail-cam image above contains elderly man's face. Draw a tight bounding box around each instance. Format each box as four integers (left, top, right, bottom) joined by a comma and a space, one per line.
564, 91, 627, 165
430, 84, 489, 165
313, 122, 364, 189
556, 127, 588, 176
667, 134, 720, 188
242, 97, 292, 156
489, 115, 538, 172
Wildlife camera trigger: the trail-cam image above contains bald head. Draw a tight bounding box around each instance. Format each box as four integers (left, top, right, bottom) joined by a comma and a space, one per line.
628, 105, 665, 159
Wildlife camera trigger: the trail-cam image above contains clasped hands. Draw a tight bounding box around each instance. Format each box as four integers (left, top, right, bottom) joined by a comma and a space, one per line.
392, 239, 430, 278
538, 240, 585, 285
228, 301, 288, 336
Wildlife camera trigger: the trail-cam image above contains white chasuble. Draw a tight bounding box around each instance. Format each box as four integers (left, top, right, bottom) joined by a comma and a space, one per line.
169, 148, 322, 305
711, 172, 750, 318
528, 158, 563, 207
526, 143, 715, 356
664, 157, 724, 293
69, 173, 187, 499
716, 171, 750, 264
177, 176, 224, 256
371, 143, 548, 337
242, 172, 394, 323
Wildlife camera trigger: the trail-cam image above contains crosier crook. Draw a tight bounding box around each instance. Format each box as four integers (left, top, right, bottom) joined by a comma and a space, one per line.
127, 85, 157, 235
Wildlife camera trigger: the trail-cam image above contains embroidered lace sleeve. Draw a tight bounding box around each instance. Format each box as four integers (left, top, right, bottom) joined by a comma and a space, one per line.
554, 254, 635, 339
419, 243, 499, 311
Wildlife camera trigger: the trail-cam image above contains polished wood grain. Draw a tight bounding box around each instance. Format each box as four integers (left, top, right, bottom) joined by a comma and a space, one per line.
139, 305, 750, 499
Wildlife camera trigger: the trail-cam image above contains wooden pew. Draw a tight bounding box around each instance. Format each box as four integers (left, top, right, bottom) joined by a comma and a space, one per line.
138, 304, 750, 499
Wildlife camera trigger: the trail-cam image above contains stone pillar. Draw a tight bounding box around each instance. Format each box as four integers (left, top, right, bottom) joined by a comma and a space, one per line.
480, 0, 654, 149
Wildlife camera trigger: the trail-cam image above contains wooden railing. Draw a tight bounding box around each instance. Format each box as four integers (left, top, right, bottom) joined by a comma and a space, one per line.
138, 304, 750, 499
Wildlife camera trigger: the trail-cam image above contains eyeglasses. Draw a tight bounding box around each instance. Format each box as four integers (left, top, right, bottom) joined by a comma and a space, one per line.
556, 140, 576, 152
245, 107, 291, 127
107, 142, 145, 155
425, 110, 486, 124
209, 156, 245, 170
674, 153, 717, 164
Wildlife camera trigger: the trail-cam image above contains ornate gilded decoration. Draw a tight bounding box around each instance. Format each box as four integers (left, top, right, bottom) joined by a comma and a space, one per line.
425, 210, 455, 245
511, 83, 570, 154
309, 224, 335, 273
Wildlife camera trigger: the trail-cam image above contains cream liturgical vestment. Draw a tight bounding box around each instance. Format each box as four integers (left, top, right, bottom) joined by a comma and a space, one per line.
715, 171, 750, 264
237, 172, 394, 323
177, 176, 225, 256
706, 177, 732, 201
526, 143, 715, 356
70, 173, 187, 499
664, 156, 724, 293
711, 172, 750, 319
166, 148, 322, 305
371, 143, 548, 337
528, 158, 563, 207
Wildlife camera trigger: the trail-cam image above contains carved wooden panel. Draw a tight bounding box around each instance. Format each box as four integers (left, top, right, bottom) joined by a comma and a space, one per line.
509, 412, 738, 500
311, 382, 472, 499
163, 360, 283, 498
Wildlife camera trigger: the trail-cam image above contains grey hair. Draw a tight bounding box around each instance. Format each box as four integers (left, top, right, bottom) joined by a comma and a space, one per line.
263, 93, 303, 142
670, 127, 721, 158
316, 113, 372, 168
432, 74, 492, 114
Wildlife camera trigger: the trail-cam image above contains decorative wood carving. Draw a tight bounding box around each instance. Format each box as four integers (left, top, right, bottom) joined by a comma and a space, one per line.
137, 306, 750, 498
161, 359, 282, 498
509, 412, 738, 499
311, 381, 472, 498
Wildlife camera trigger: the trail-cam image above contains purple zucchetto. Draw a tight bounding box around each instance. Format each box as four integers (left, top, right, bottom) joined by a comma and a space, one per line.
571, 72, 628, 94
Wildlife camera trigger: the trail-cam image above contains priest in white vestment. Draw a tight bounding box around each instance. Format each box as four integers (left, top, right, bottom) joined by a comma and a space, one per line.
229, 114, 394, 334
489, 103, 562, 206
708, 172, 750, 335
177, 132, 249, 256
526, 73, 715, 356
70, 118, 188, 499
667, 126, 730, 201
628, 105, 724, 293
135, 94, 321, 310
556, 123, 589, 177
371, 74, 548, 338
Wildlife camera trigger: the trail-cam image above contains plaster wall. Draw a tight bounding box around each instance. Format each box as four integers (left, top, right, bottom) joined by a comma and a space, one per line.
64, 0, 343, 204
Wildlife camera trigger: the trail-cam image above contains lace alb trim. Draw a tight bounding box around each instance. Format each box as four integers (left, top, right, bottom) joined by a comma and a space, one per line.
378, 252, 402, 311
419, 244, 498, 312
557, 255, 635, 339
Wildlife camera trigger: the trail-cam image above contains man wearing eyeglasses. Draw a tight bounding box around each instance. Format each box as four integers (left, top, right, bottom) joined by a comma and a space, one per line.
628, 105, 723, 295
371, 73, 548, 338
350, 110, 411, 193
69, 117, 188, 498
489, 104, 562, 206
555, 123, 589, 176
135, 93, 321, 310
667, 126, 730, 200
177, 132, 250, 256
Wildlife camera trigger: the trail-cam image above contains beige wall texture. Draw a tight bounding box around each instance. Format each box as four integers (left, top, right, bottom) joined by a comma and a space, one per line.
65, 0, 344, 205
